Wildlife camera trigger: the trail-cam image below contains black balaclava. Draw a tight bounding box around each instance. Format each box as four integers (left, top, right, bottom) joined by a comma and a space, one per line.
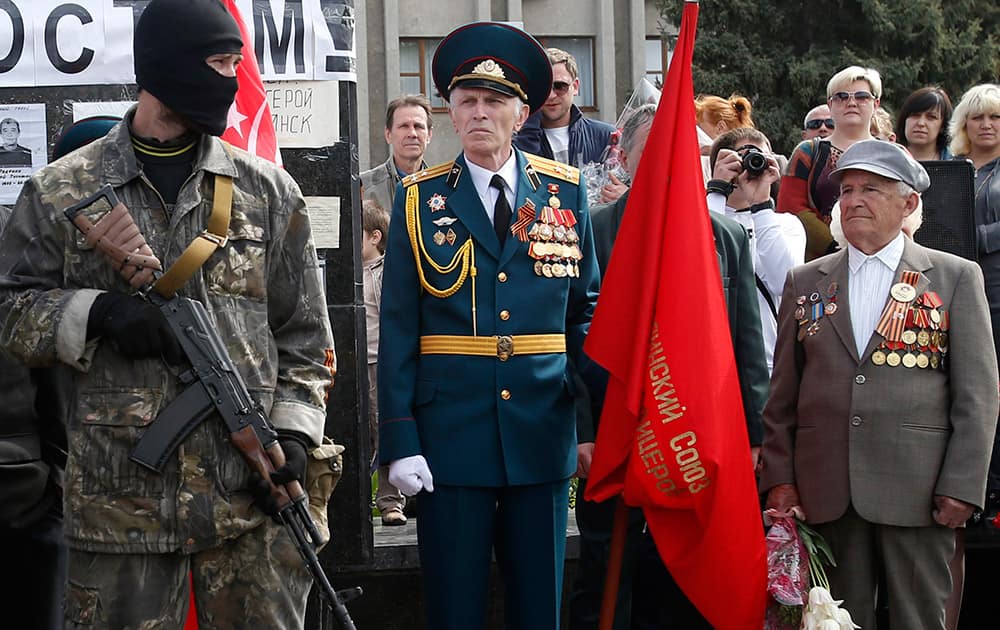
133, 0, 243, 136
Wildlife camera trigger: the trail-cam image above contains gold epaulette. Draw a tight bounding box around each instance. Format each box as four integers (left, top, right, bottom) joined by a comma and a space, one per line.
401, 161, 455, 187
525, 154, 580, 185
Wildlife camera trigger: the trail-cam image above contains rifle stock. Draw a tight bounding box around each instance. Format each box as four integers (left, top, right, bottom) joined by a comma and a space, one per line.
65, 185, 361, 628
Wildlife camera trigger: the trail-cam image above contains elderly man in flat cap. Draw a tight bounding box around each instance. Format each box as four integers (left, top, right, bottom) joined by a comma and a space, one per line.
760, 139, 999, 630
377, 21, 599, 630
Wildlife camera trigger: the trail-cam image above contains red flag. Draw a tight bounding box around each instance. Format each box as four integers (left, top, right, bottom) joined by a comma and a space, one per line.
582, 2, 767, 628
220, 0, 281, 164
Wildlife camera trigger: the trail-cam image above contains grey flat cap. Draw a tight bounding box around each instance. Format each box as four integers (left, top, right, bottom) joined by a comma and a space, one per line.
830, 139, 930, 193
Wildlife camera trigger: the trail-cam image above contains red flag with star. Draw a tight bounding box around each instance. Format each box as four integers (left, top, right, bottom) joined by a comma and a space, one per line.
582, 2, 767, 628
220, 0, 281, 164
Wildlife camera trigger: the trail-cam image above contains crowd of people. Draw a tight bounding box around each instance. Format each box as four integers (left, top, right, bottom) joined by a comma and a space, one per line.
2, 0, 1000, 628
356, 29, 1000, 630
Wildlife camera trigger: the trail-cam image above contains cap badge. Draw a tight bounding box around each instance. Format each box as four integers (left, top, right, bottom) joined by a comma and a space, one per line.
472, 59, 506, 79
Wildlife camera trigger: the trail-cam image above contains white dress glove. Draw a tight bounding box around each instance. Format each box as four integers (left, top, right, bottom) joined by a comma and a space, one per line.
388, 454, 434, 496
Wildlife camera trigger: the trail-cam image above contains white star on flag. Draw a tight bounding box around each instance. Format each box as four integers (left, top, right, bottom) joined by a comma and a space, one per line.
226, 102, 248, 138
220, 0, 280, 164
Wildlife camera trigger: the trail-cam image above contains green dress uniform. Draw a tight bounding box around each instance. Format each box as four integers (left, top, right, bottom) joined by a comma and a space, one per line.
377, 21, 599, 629
379, 151, 598, 628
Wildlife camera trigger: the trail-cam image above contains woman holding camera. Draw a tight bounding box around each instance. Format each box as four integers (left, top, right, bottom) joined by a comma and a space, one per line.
777, 65, 881, 260
896, 86, 954, 161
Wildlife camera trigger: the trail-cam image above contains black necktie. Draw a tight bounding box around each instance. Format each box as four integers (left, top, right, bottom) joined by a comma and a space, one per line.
490, 174, 512, 246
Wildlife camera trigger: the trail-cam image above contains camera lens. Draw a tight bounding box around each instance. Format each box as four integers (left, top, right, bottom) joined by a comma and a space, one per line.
741, 149, 768, 177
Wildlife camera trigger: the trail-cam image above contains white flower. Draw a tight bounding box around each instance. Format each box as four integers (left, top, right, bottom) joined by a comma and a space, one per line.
808, 587, 837, 606
801, 587, 860, 630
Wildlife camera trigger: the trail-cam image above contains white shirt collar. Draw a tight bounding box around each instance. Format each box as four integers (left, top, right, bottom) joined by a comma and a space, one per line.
847, 231, 906, 274
465, 150, 519, 201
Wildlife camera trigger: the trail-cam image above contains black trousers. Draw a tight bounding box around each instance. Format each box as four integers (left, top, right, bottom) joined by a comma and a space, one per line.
569, 479, 711, 630
0, 502, 67, 630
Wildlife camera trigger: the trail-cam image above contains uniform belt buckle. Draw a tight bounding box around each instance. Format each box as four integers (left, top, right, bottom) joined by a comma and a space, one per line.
496, 335, 514, 361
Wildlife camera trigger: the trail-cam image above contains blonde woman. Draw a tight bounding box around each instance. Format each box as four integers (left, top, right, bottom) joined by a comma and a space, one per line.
777, 65, 881, 259
950, 83, 1000, 357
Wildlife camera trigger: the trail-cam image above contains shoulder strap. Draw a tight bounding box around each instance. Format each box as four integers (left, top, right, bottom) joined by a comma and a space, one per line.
755, 274, 778, 319
153, 171, 233, 299
806, 138, 832, 211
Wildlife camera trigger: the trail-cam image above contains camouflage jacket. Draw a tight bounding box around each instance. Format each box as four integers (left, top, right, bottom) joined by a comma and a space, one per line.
0, 116, 336, 554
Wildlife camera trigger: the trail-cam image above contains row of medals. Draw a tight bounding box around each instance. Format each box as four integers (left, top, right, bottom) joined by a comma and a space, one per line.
527, 197, 584, 278
872, 303, 949, 369
795, 288, 837, 341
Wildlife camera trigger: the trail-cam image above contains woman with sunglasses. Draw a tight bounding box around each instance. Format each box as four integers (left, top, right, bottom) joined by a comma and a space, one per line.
896, 86, 954, 161
777, 65, 881, 260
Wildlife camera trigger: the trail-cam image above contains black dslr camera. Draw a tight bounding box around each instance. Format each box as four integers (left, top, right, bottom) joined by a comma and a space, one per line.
741, 146, 769, 178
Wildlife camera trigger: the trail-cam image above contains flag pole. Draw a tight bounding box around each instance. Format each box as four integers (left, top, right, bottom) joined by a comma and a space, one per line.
598, 497, 629, 630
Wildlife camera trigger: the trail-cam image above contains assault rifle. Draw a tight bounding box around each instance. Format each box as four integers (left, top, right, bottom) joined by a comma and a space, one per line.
65, 185, 361, 629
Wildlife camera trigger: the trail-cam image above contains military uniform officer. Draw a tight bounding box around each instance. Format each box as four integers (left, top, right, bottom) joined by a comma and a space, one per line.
377, 22, 599, 630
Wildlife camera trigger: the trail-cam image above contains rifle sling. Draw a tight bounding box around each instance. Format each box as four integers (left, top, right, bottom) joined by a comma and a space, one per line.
153, 169, 234, 299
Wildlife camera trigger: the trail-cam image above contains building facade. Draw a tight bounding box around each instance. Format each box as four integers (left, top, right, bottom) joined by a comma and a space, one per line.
356, 0, 671, 169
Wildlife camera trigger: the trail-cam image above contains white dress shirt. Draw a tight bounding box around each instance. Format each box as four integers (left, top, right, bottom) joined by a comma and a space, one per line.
707, 192, 807, 373
465, 151, 518, 222
847, 232, 905, 357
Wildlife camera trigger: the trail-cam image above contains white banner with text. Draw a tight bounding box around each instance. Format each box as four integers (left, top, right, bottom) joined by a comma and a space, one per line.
0, 0, 356, 87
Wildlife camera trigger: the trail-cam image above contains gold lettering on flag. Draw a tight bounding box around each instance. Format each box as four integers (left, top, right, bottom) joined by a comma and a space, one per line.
638, 324, 711, 496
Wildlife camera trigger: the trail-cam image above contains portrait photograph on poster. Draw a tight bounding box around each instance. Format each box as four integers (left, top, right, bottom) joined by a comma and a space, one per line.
0, 103, 47, 204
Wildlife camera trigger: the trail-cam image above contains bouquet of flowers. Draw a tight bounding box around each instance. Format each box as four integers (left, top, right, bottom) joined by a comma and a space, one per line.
764, 512, 859, 630
579, 77, 661, 207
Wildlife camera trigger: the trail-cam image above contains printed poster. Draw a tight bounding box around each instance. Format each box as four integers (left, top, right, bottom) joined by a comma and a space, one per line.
0, 103, 47, 204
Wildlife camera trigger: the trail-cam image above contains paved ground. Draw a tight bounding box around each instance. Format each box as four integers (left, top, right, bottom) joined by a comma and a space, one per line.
327, 513, 997, 629
371, 506, 580, 549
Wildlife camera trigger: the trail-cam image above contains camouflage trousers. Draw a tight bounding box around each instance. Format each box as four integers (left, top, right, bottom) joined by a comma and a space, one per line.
65, 519, 311, 629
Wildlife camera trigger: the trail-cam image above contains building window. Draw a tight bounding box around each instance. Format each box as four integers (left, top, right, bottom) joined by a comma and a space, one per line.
645, 37, 670, 90
400, 38, 446, 110
536, 36, 596, 111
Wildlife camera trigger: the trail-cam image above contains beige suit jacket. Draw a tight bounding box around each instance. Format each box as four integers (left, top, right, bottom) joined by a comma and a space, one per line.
760, 237, 999, 526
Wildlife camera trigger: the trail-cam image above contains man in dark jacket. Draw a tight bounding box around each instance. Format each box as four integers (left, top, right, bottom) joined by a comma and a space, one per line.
0, 204, 70, 630
0, 114, 118, 630
513, 47, 615, 168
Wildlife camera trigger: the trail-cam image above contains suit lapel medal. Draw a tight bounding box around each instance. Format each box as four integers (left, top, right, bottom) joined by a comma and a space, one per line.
795, 282, 839, 341
525, 183, 584, 278
871, 270, 948, 369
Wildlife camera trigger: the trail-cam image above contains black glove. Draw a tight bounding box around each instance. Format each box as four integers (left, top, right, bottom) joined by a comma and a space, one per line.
248, 431, 310, 517
87, 292, 182, 363
270, 432, 309, 486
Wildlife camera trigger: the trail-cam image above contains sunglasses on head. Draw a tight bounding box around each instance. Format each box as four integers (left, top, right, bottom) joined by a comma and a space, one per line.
551, 81, 572, 94
805, 118, 836, 130
830, 90, 875, 104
